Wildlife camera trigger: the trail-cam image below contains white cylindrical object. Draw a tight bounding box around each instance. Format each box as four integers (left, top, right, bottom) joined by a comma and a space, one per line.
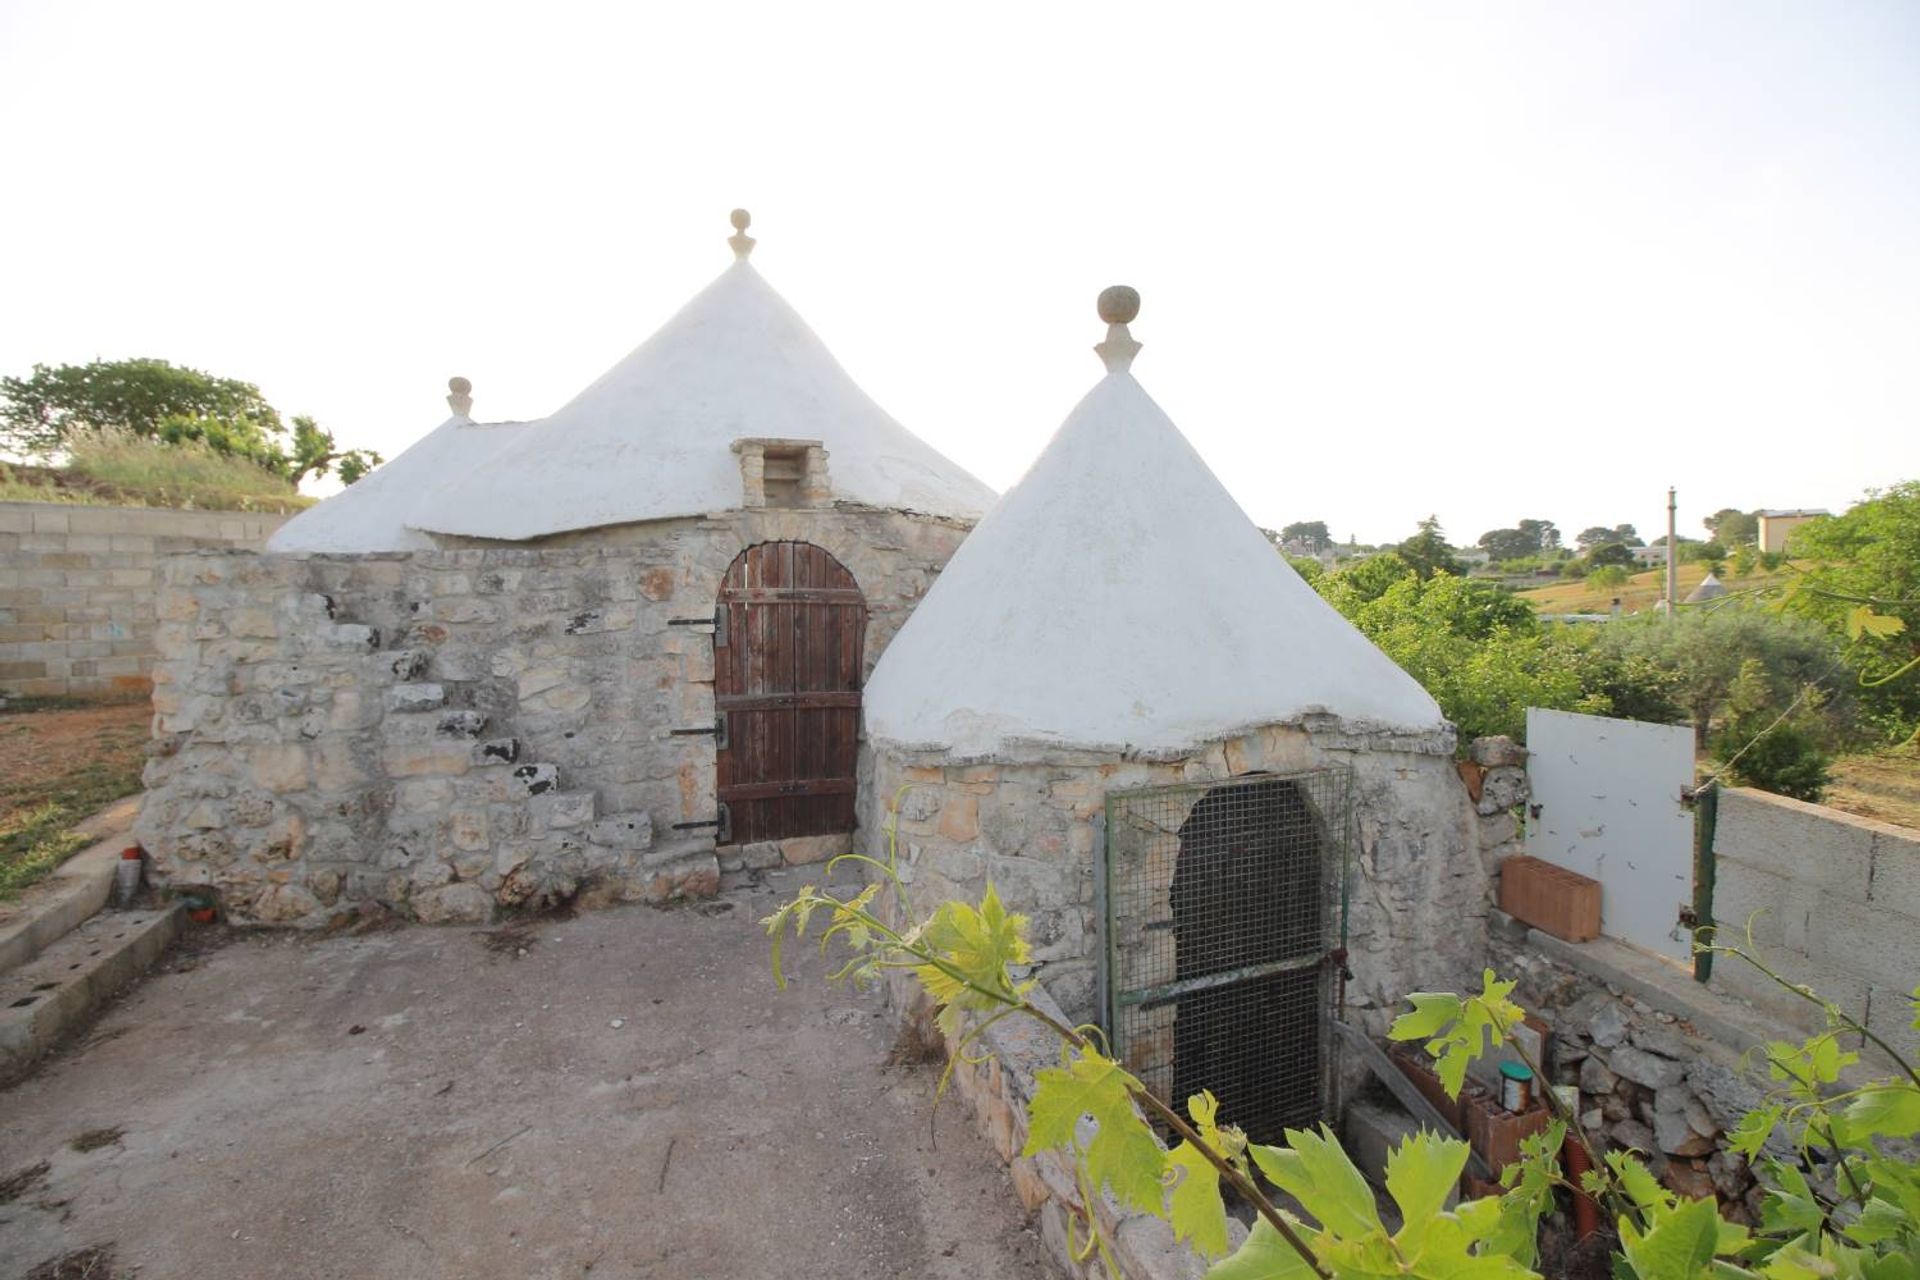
114, 856, 142, 907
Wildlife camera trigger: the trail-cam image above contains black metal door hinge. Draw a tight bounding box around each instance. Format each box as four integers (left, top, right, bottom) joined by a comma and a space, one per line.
671, 804, 731, 845
668, 608, 728, 647
669, 717, 728, 749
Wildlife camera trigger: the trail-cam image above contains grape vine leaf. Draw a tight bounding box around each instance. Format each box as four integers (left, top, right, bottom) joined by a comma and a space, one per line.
1842, 1085, 1920, 1141
909, 883, 1032, 1035
1387, 970, 1525, 1098
1385, 1130, 1470, 1254
1846, 605, 1907, 642
1203, 1217, 1319, 1280
1166, 1091, 1232, 1259
1618, 1194, 1721, 1280
1023, 1051, 1165, 1213
1250, 1125, 1383, 1239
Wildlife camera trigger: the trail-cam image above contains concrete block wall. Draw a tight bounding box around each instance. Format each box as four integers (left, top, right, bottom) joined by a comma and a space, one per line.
1709, 787, 1920, 1061
0, 502, 288, 698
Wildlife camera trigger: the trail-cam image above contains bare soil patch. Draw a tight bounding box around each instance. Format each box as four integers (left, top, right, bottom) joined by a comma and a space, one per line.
1825, 749, 1920, 831
0, 701, 148, 898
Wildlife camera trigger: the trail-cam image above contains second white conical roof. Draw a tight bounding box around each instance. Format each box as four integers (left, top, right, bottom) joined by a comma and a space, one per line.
864, 296, 1445, 758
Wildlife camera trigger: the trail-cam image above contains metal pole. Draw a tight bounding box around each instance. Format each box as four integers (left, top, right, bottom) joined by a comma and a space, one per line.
1666, 486, 1679, 619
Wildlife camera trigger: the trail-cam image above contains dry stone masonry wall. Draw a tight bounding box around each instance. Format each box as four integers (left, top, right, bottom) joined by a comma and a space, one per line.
137, 508, 967, 926
869, 720, 1493, 1031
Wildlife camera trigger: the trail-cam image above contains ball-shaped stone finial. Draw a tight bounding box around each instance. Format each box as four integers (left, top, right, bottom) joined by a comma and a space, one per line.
1097, 285, 1140, 326
448, 376, 472, 396
730, 208, 752, 232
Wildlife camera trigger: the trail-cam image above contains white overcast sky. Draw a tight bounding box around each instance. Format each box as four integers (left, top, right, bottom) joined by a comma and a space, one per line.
0, 1, 1913, 545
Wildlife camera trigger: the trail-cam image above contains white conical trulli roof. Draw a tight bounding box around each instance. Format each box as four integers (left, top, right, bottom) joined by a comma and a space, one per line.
863, 288, 1445, 758
410, 213, 995, 540
267, 379, 533, 553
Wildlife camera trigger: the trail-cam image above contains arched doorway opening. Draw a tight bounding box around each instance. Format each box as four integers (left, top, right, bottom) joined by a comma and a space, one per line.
1169, 775, 1328, 1140
714, 541, 867, 845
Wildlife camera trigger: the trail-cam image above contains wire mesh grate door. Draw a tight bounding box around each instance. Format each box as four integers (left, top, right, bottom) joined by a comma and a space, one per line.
1102, 769, 1352, 1144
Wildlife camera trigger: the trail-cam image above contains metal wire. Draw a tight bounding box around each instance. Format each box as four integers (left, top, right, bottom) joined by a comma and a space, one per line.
1103, 769, 1352, 1144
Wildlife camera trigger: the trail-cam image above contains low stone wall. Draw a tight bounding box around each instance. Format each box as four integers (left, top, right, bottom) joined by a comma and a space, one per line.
1709, 787, 1920, 1060
1496, 928, 1780, 1222
0, 502, 288, 698
902, 980, 1220, 1280
137, 507, 966, 925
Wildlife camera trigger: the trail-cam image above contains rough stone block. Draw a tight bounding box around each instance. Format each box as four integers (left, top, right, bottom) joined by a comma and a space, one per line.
385, 683, 447, 713
436, 710, 488, 738
1603, 1044, 1687, 1090
318, 623, 379, 652
1470, 735, 1528, 768
413, 882, 493, 925
1476, 765, 1529, 815
382, 741, 473, 778
387, 649, 430, 680
532, 790, 595, 831
510, 763, 559, 796
588, 812, 653, 850
250, 744, 309, 793
472, 737, 521, 766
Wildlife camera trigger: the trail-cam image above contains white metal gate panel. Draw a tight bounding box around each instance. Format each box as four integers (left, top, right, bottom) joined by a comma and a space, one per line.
1524, 708, 1695, 962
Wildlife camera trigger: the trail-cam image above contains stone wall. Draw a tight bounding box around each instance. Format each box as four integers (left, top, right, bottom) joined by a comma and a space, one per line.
136, 507, 968, 925
1495, 929, 1780, 1221
903, 980, 1223, 1280
867, 719, 1489, 1033
1709, 786, 1920, 1060
0, 502, 288, 698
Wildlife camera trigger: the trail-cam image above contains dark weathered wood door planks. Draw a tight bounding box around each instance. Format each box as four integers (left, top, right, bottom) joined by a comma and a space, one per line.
714, 542, 866, 844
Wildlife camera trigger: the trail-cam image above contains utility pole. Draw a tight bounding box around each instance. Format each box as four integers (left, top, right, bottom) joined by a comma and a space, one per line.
1666, 486, 1679, 619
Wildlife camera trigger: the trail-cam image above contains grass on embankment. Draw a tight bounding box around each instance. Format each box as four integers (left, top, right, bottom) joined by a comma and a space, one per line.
0, 433, 313, 514
0, 700, 149, 899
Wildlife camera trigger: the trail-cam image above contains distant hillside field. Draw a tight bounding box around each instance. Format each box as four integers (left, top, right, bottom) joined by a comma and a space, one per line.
1517, 561, 1794, 615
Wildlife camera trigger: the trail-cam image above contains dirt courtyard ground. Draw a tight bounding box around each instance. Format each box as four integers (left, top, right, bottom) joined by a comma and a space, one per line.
0, 871, 1052, 1280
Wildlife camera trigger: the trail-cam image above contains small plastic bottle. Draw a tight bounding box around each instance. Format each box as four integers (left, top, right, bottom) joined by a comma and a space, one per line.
115, 847, 143, 908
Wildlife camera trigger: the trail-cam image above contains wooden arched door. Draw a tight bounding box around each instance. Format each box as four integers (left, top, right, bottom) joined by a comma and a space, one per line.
714, 542, 867, 845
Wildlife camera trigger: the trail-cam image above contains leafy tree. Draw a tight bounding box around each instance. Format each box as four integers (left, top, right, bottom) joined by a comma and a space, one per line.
1397, 515, 1464, 581
0, 357, 380, 486
1281, 521, 1332, 554
1587, 542, 1638, 569
1705, 508, 1759, 545
1515, 518, 1560, 552
1782, 482, 1920, 741
1576, 524, 1642, 551
1601, 609, 1841, 750
1317, 553, 1417, 609
1477, 528, 1538, 563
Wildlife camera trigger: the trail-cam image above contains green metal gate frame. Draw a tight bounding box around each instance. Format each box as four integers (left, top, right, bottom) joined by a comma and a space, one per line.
1096, 767, 1353, 1142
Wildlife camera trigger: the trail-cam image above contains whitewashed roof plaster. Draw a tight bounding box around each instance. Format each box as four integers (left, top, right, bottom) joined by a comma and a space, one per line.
266, 414, 532, 554
864, 307, 1446, 758
409, 260, 995, 540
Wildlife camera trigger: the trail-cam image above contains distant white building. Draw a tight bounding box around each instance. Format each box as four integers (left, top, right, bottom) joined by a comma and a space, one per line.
1632, 545, 1669, 566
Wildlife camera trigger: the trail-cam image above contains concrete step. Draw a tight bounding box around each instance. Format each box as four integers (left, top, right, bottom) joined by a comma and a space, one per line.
0, 903, 182, 1085
0, 840, 127, 977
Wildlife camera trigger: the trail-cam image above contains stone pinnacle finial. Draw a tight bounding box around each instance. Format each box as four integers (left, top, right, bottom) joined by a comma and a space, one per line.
1094, 285, 1142, 373
447, 376, 473, 418
728, 208, 756, 261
